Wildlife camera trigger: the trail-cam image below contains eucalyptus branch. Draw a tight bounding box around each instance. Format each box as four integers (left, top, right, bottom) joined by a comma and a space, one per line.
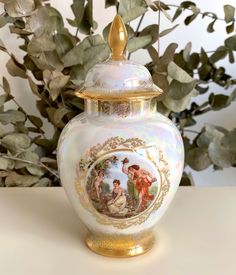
0, 153, 59, 179
167, 3, 235, 22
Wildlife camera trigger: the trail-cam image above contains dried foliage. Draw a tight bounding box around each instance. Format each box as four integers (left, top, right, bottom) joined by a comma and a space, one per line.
0, 0, 235, 186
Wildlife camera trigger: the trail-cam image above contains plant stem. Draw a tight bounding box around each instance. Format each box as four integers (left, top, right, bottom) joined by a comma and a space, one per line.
0, 153, 59, 179
128, 13, 145, 60
75, 27, 79, 37
157, 0, 161, 55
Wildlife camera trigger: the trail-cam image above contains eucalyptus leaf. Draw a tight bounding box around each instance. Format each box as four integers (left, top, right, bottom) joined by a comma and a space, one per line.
0, 110, 25, 125
159, 24, 179, 37
168, 61, 194, 83
119, 0, 147, 23
188, 53, 200, 69
198, 63, 212, 81
2, 77, 11, 94
209, 93, 229, 110
186, 147, 211, 171
78, 0, 94, 34
0, 16, 7, 28
208, 142, 235, 168
168, 79, 197, 100
5, 0, 36, 18
47, 73, 70, 101
15, 151, 39, 169
0, 95, 7, 108
183, 42, 192, 62
184, 6, 200, 25
5, 173, 39, 187
61, 43, 84, 67
0, 38, 6, 52
196, 124, 226, 148
2, 133, 31, 152
28, 77, 40, 98
209, 46, 228, 63
152, 73, 169, 93
163, 88, 198, 112
221, 130, 236, 150
127, 35, 152, 53
83, 44, 110, 71
0, 157, 10, 170
70, 0, 85, 27
54, 34, 74, 58
226, 21, 235, 34
26, 6, 64, 36
158, 43, 178, 65
180, 1, 196, 9
228, 48, 235, 63
34, 177, 52, 187
139, 24, 159, 47
147, 46, 159, 62
224, 5, 235, 23
172, 7, 182, 21
28, 115, 43, 128
70, 65, 86, 86
225, 35, 236, 51
105, 0, 117, 8
207, 19, 217, 33
6, 57, 27, 78
53, 107, 71, 126
28, 34, 56, 54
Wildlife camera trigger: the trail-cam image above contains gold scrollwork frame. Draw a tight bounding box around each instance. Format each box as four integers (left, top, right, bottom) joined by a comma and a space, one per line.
75, 136, 170, 229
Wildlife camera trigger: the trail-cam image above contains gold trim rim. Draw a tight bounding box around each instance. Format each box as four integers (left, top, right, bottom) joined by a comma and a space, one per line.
85, 231, 155, 258
75, 88, 163, 101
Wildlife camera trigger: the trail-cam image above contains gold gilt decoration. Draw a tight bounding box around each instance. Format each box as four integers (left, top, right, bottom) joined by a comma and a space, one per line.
108, 14, 128, 61
86, 230, 155, 257
75, 137, 170, 229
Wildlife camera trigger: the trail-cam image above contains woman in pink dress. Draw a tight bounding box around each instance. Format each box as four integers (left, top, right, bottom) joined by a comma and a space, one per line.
122, 158, 156, 211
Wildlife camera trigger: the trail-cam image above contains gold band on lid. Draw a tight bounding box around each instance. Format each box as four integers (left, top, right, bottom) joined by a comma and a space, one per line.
108, 14, 128, 60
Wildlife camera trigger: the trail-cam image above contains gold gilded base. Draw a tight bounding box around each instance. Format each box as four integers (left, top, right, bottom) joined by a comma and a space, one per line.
85, 231, 155, 258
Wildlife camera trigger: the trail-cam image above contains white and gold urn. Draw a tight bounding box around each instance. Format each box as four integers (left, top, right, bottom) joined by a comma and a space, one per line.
57, 15, 184, 257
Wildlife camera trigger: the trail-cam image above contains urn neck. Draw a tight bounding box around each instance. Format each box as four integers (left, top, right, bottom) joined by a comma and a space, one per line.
85, 99, 156, 118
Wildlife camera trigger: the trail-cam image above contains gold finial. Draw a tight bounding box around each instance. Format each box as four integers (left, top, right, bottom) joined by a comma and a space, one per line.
108, 15, 128, 61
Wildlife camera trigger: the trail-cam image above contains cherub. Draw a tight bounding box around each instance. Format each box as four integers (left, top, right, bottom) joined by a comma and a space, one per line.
93, 170, 104, 199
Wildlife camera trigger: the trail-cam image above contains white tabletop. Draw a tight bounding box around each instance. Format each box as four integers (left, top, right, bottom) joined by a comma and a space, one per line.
0, 187, 235, 275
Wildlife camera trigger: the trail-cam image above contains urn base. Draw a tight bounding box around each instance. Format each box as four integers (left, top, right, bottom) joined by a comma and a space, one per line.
85, 231, 155, 257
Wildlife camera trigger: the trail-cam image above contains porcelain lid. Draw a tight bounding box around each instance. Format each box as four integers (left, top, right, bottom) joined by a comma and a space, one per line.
76, 15, 162, 101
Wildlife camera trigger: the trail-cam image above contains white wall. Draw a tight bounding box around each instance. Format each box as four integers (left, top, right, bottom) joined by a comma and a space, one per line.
0, 0, 235, 186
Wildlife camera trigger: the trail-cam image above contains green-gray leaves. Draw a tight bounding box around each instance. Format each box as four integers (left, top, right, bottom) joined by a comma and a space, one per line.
163, 61, 197, 112
119, 0, 147, 23
0, 0, 236, 187
0, 110, 25, 124
68, 0, 96, 34
186, 125, 236, 170
26, 6, 64, 36
6, 56, 27, 78
43, 70, 70, 101
2, 133, 31, 153
4, 0, 36, 18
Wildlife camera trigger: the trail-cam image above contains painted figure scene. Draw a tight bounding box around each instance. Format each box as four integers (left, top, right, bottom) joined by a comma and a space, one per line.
86, 152, 159, 218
